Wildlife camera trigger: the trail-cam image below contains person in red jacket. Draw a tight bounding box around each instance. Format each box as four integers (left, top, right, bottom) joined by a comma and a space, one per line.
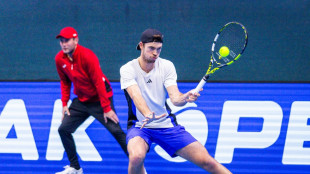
54, 27, 127, 174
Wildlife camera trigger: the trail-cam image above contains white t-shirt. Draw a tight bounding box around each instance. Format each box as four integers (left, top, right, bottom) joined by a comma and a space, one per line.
120, 57, 178, 128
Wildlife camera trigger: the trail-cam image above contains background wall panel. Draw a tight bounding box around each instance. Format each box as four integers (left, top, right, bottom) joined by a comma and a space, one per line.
0, 0, 309, 82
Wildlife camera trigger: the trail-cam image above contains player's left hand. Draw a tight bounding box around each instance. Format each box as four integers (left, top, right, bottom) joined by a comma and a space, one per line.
103, 110, 119, 124
141, 112, 167, 129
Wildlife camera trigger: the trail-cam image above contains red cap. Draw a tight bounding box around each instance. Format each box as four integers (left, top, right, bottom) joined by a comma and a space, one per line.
56, 27, 78, 39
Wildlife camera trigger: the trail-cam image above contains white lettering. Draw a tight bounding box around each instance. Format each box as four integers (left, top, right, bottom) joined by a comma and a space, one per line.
1, 98, 310, 166
0, 99, 38, 160
215, 101, 283, 163
283, 101, 310, 165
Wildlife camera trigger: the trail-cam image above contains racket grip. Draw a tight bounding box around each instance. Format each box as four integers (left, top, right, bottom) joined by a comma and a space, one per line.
193, 75, 209, 93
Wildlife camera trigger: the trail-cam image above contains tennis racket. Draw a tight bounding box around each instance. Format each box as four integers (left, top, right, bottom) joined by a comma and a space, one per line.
193, 21, 248, 93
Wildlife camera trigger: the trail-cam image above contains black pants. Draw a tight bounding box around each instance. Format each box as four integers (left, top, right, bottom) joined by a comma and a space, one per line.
58, 97, 128, 169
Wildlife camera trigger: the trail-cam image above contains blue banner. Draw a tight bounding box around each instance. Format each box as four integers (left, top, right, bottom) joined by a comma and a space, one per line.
0, 82, 310, 174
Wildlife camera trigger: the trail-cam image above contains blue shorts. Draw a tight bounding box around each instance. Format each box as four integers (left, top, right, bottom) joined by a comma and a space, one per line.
126, 125, 197, 157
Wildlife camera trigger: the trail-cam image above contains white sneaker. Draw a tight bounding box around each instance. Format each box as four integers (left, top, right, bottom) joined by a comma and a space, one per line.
55, 165, 83, 174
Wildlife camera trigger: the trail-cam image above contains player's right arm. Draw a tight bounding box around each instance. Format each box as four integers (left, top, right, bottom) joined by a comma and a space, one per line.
125, 84, 153, 117
125, 85, 166, 128
120, 61, 153, 117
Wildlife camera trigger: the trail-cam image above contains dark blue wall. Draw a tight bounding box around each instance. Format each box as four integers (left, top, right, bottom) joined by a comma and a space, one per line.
0, 0, 309, 82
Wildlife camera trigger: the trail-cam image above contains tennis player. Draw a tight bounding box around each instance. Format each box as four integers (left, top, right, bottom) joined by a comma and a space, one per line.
55, 27, 127, 174
120, 28, 232, 174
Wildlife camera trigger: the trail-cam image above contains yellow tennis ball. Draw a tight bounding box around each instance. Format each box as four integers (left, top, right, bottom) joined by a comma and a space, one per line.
219, 46, 230, 57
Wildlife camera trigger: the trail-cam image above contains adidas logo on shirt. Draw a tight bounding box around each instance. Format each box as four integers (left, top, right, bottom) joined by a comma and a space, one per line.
146, 79, 152, 83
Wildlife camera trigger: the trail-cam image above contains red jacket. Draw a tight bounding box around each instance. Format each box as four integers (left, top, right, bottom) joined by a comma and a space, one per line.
55, 44, 113, 113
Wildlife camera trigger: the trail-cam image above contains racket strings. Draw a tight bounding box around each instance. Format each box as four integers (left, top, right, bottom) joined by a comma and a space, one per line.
213, 24, 246, 66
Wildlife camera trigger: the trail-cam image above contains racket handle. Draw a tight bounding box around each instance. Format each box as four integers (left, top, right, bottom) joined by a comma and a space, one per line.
193, 75, 209, 93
